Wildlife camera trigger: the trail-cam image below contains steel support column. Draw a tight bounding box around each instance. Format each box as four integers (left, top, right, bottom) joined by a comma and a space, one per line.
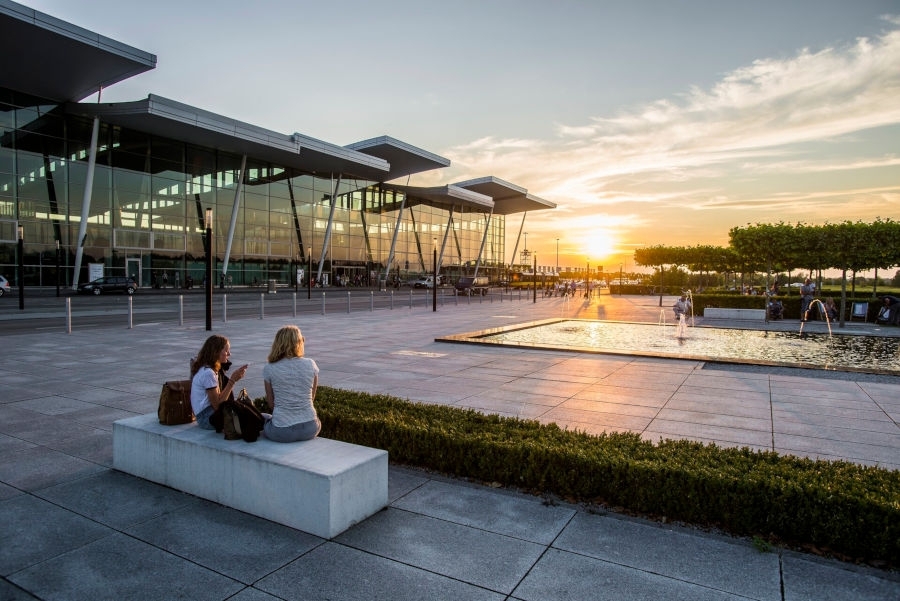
221, 154, 247, 282
71, 116, 100, 289
472, 208, 493, 279
317, 174, 342, 283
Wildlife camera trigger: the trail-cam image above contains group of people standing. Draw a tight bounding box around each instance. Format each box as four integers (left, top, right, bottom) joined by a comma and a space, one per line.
189, 324, 321, 443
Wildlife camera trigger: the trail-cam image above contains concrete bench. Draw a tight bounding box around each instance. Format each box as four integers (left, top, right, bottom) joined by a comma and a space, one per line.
113, 413, 387, 538
703, 307, 766, 320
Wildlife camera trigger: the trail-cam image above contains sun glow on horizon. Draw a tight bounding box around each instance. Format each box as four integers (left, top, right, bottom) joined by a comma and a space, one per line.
580, 231, 617, 264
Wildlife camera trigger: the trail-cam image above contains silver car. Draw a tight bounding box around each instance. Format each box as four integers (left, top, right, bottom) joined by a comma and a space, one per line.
0, 275, 9, 297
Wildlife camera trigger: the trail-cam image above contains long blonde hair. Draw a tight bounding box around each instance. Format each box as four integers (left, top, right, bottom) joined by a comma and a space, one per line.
267, 325, 304, 363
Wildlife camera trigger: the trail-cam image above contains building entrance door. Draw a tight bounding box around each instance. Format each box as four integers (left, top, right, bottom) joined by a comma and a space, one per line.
126, 257, 141, 286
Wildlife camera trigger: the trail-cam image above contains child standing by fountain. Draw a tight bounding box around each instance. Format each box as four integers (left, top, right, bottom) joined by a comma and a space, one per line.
800, 278, 815, 321
673, 295, 692, 320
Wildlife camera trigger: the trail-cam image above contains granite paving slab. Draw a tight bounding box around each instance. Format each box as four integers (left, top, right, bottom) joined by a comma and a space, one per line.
552, 513, 782, 600
781, 555, 900, 601
256, 542, 505, 601
0, 494, 112, 576
391, 479, 576, 544
335, 508, 545, 593
35, 469, 193, 529
512, 547, 755, 601
124, 498, 323, 585
8, 532, 244, 601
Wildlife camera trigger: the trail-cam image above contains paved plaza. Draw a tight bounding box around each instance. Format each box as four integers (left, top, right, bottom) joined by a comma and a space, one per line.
1, 291, 898, 600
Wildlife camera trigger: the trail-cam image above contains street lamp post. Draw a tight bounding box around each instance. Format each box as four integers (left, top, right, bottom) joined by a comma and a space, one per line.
17, 225, 24, 310
533, 253, 537, 303
586, 261, 590, 298
307, 250, 312, 300
432, 238, 437, 312
205, 208, 213, 331
55, 239, 60, 297
556, 238, 559, 276
619, 263, 624, 296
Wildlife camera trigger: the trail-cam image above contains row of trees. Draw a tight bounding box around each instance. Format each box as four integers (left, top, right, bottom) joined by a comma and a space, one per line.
633, 219, 900, 326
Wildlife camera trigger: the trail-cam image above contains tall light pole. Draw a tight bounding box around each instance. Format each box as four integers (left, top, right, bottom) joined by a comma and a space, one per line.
586, 261, 590, 298
555, 238, 559, 275
619, 263, 624, 296
17, 225, 24, 310
205, 208, 213, 331
55, 239, 60, 297
533, 252, 537, 303
307, 249, 312, 300
432, 237, 437, 312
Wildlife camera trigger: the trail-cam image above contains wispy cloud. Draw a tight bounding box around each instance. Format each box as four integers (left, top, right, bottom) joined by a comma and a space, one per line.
436, 19, 900, 259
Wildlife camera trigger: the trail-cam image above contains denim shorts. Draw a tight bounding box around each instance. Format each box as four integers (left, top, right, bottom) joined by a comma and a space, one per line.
195, 405, 215, 430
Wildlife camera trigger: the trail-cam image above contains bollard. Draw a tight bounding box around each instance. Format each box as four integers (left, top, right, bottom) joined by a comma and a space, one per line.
321, 292, 326, 315
293, 292, 297, 317
454, 291, 458, 306
223, 294, 227, 323
467, 291, 471, 305
179, 295, 183, 326
390, 290, 394, 310
347, 291, 351, 314
66, 297, 72, 334
260, 293, 265, 319
409, 289, 413, 309
128, 296, 133, 329
370, 291, 374, 312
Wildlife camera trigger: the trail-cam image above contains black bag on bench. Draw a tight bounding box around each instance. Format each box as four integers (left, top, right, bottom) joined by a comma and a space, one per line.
216, 389, 264, 442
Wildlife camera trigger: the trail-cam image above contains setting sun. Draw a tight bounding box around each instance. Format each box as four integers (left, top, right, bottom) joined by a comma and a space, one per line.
580, 232, 617, 263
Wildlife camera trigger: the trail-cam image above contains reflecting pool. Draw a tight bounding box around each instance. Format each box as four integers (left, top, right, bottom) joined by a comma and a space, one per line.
439, 319, 900, 375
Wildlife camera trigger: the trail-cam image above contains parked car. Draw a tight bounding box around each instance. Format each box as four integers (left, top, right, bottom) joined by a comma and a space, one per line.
0, 275, 9, 297
412, 276, 434, 289
77, 276, 139, 295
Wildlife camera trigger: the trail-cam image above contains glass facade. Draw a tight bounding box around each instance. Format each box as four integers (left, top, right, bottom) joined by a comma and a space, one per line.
0, 89, 506, 290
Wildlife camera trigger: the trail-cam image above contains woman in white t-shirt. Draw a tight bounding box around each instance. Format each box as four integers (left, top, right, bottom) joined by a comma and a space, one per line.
190, 334, 248, 429
262, 325, 321, 442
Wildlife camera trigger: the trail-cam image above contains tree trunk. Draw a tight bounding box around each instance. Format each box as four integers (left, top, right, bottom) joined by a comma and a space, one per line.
839, 269, 847, 328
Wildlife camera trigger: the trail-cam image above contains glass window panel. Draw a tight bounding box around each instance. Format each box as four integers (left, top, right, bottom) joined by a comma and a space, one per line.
245, 239, 268, 255
269, 241, 290, 256
114, 229, 151, 248
153, 232, 185, 251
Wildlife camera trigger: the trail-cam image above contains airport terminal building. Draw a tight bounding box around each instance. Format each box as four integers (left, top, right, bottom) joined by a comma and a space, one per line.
0, 0, 554, 292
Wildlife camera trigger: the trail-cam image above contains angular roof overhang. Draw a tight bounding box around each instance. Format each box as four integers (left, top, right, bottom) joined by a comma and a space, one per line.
0, 0, 156, 102
382, 183, 493, 211
454, 176, 556, 215
346, 136, 450, 181
67, 95, 392, 181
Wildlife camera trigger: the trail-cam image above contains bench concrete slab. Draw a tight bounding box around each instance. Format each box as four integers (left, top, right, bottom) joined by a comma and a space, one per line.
113, 413, 387, 538
703, 308, 766, 320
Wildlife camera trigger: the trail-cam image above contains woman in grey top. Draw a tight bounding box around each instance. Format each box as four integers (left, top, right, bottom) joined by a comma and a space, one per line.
262, 325, 321, 442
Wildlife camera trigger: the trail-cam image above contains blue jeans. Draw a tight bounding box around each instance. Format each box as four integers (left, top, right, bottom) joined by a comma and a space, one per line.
264, 418, 321, 442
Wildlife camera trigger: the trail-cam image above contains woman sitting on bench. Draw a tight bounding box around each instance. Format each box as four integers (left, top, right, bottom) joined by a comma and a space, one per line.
262, 325, 322, 442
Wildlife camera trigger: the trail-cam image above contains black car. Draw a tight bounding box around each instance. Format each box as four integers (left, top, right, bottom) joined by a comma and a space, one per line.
77, 276, 139, 295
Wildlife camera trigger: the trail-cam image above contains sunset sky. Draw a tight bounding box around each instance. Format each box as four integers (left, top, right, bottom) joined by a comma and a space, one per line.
24, 0, 900, 272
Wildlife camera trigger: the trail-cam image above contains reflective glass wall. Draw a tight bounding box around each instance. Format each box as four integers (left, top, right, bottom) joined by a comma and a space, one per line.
0, 89, 505, 290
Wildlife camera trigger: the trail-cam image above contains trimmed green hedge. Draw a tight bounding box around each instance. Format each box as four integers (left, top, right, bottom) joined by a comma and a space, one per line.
310, 386, 899, 565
